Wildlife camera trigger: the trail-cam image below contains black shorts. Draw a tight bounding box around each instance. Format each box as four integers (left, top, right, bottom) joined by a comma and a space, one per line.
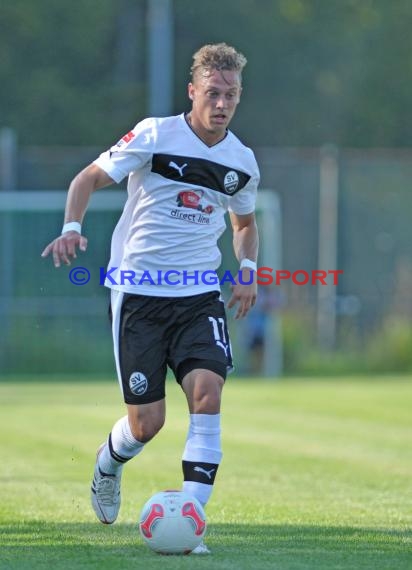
110, 290, 233, 405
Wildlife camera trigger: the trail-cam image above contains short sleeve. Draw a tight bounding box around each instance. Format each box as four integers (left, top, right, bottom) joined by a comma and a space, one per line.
228, 165, 260, 215
93, 118, 156, 183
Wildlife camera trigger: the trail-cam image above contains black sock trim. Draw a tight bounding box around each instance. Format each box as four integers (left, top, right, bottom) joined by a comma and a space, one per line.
182, 460, 219, 485
108, 433, 131, 464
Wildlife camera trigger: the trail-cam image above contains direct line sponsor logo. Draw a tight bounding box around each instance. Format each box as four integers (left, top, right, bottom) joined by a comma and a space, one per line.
68, 266, 343, 287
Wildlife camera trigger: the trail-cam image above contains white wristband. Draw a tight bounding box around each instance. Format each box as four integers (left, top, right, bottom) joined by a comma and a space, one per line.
240, 258, 257, 271
62, 221, 82, 235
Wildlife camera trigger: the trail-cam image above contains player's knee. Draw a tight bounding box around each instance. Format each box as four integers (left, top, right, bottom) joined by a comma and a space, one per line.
195, 392, 221, 414
187, 374, 224, 414
130, 418, 164, 443
128, 410, 165, 443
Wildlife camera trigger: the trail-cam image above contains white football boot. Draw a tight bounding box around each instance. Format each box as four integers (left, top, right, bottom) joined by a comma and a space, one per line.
91, 443, 122, 524
191, 541, 211, 554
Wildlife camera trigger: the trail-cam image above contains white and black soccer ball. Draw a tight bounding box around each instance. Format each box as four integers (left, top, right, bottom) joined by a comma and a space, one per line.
138, 490, 207, 554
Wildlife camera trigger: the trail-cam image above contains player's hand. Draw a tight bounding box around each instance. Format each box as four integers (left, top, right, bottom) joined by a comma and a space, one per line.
41, 231, 88, 268
227, 268, 257, 319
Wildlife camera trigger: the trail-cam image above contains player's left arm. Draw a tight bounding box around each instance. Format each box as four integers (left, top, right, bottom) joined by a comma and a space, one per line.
227, 211, 259, 319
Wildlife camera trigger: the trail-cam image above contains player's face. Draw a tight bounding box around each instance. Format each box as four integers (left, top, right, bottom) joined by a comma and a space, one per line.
187, 69, 242, 146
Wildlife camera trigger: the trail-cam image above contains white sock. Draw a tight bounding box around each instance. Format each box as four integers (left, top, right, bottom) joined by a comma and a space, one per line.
98, 415, 144, 475
182, 413, 222, 507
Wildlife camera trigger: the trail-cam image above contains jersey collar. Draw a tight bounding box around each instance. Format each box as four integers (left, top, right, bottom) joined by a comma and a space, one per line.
182, 112, 229, 149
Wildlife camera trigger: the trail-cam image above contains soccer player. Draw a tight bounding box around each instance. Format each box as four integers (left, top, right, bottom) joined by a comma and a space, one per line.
42, 43, 260, 554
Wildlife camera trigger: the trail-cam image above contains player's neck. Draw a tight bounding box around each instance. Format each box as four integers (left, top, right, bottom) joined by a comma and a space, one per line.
185, 113, 227, 147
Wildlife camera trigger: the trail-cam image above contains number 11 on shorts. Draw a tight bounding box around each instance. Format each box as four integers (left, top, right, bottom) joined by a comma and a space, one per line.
208, 316, 228, 356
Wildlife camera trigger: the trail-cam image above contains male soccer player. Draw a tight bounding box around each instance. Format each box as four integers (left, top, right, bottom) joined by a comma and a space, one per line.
42, 43, 259, 554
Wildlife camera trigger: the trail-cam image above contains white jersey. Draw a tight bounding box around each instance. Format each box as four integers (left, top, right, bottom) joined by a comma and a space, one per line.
94, 113, 260, 296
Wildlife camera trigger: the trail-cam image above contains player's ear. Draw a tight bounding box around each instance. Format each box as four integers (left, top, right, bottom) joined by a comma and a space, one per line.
188, 83, 195, 101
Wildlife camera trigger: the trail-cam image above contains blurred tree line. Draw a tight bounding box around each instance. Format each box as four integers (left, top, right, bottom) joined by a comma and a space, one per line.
2, 0, 412, 148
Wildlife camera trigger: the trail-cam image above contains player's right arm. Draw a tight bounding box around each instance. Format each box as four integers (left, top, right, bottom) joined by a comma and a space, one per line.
41, 163, 114, 267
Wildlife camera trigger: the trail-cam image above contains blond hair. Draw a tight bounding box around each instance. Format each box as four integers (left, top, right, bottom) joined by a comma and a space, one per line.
190, 43, 247, 82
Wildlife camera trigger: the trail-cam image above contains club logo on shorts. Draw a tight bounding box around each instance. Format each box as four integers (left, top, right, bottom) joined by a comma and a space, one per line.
224, 170, 239, 194
129, 371, 148, 395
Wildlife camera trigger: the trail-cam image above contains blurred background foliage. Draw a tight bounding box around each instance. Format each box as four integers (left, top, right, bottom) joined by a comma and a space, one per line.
2, 0, 412, 147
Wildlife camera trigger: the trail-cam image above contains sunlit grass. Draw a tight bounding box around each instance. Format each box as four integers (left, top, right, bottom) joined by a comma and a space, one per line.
0, 376, 411, 569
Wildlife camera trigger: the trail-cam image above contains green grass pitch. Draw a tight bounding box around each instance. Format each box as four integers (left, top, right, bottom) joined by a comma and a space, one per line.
0, 376, 411, 569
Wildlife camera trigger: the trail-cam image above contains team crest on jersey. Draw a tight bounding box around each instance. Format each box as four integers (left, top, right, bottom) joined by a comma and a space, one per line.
129, 371, 148, 395
224, 170, 239, 194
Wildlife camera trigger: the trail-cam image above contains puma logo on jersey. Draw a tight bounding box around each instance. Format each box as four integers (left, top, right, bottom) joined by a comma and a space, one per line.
194, 466, 216, 479
169, 161, 188, 177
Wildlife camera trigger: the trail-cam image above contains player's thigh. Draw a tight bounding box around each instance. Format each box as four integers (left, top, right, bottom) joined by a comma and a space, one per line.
169, 292, 233, 377
111, 291, 168, 405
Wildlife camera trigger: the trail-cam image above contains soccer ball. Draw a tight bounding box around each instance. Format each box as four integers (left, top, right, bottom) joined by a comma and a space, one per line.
138, 490, 207, 554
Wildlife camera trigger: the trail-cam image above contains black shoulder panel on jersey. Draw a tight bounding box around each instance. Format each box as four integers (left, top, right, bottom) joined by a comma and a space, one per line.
151, 153, 251, 196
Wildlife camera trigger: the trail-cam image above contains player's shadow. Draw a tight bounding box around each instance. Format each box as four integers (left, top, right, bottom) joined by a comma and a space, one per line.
1, 521, 410, 570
